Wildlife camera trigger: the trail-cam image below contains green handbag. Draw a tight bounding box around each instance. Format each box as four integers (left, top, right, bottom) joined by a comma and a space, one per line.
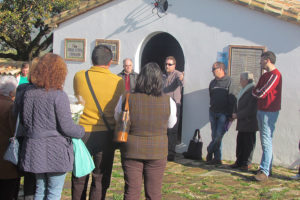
72, 138, 95, 177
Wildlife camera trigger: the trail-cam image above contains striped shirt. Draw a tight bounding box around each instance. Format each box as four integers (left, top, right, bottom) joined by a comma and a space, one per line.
252, 68, 282, 111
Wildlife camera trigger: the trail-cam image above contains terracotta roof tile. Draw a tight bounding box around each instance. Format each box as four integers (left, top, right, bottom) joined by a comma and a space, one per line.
45, 0, 113, 27
228, 0, 300, 25
46, 0, 300, 27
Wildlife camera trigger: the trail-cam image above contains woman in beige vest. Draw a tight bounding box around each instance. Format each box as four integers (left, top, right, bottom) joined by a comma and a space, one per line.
115, 62, 177, 200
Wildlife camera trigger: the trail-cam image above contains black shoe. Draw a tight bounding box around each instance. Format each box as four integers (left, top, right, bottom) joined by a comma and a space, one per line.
206, 153, 213, 162
206, 159, 222, 165
167, 155, 175, 161
229, 163, 240, 169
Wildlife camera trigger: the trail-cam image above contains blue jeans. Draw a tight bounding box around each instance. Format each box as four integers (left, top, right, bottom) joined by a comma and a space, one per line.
207, 110, 227, 160
35, 172, 67, 200
257, 110, 279, 176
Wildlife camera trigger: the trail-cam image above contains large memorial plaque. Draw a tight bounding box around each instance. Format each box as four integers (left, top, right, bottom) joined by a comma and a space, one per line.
228, 45, 266, 96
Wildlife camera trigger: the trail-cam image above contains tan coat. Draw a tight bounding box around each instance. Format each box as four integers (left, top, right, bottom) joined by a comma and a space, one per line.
0, 95, 20, 179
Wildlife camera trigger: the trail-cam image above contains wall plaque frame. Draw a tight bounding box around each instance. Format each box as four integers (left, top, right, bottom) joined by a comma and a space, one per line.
64, 38, 86, 62
96, 39, 120, 64
228, 45, 266, 95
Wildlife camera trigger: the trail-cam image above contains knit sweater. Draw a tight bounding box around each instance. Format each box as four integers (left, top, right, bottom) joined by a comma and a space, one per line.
15, 85, 85, 173
74, 66, 125, 132
252, 68, 282, 112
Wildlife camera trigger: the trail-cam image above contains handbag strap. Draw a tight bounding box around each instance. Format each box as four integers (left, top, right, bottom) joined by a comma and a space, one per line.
85, 71, 112, 133
193, 129, 201, 140
124, 92, 130, 111
13, 114, 20, 137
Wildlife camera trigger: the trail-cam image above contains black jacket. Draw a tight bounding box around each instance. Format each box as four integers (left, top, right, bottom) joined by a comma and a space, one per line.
209, 75, 236, 115
236, 86, 258, 132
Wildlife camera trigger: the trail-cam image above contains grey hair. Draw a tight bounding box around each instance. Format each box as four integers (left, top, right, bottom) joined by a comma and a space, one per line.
0, 76, 18, 96
240, 71, 254, 83
123, 58, 133, 65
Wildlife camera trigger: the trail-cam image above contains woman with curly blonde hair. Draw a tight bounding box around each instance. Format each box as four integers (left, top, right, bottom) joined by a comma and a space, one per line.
15, 53, 85, 200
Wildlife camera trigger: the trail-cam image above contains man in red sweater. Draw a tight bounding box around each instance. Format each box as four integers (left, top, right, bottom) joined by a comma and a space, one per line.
252, 51, 282, 181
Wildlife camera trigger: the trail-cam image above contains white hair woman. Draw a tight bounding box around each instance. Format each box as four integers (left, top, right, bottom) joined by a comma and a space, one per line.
231, 72, 258, 171
0, 75, 20, 200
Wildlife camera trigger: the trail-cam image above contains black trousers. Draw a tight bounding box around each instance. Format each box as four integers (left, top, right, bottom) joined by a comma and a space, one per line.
72, 131, 115, 200
167, 103, 181, 157
235, 131, 256, 166
0, 178, 20, 200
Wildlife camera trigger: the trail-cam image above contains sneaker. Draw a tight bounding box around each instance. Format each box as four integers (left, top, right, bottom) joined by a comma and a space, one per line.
206, 159, 222, 165
253, 168, 272, 176
206, 153, 213, 162
290, 174, 300, 180
254, 170, 268, 181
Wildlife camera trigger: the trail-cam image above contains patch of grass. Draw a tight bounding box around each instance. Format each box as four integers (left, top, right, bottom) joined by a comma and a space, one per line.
112, 171, 123, 178
209, 194, 220, 199
240, 182, 251, 186
112, 193, 123, 200
162, 183, 175, 194
179, 192, 195, 200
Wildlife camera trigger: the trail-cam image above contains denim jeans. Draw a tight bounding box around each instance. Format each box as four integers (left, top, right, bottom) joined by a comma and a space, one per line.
207, 110, 227, 160
35, 172, 67, 200
257, 110, 279, 176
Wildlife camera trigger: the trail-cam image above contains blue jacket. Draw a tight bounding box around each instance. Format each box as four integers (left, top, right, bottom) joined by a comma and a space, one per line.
15, 84, 85, 173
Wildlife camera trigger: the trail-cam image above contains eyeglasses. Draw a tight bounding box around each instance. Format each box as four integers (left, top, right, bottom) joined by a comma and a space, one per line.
165, 63, 174, 66
212, 67, 219, 72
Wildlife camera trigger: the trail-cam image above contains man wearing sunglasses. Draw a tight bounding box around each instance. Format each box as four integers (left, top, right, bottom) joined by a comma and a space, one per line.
206, 62, 236, 165
163, 56, 184, 161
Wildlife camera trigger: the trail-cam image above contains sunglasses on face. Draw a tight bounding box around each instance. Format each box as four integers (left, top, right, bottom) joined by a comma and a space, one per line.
165, 63, 174, 66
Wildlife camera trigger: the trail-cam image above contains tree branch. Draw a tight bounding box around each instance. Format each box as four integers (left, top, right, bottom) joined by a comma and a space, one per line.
0, 52, 19, 60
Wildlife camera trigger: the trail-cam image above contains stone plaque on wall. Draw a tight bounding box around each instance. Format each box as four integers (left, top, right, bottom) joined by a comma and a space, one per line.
228, 45, 266, 96
64, 38, 86, 62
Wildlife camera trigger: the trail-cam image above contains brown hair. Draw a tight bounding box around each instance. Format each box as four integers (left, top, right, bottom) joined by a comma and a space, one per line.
212, 62, 225, 71
30, 53, 67, 90
28, 57, 40, 83
165, 56, 176, 65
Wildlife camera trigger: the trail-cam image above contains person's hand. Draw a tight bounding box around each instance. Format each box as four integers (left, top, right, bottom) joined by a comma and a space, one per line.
179, 72, 184, 81
232, 113, 237, 119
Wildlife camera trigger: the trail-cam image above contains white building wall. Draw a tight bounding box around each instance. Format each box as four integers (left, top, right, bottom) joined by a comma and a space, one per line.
53, 0, 300, 167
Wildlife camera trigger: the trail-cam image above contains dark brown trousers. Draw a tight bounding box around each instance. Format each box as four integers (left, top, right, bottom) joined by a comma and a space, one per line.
121, 158, 167, 200
72, 131, 115, 200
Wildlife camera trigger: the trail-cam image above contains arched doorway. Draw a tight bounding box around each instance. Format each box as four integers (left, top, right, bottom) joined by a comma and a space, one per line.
141, 32, 185, 143
141, 32, 185, 73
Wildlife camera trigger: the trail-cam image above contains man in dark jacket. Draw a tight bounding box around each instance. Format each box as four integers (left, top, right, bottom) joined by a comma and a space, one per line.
118, 58, 138, 93
206, 62, 236, 165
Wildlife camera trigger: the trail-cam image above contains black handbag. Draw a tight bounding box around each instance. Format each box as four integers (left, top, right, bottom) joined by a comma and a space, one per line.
183, 129, 203, 160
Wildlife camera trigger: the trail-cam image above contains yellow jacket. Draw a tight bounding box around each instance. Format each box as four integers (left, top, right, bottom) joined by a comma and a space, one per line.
73, 66, 125, 132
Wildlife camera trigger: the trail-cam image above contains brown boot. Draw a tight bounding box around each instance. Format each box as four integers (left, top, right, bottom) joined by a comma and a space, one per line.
254, 170, 268, 181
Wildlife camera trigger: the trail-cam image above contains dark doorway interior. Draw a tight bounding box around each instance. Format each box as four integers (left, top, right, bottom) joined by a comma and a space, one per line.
141, 32, 185, 73
141, 32, 185, 144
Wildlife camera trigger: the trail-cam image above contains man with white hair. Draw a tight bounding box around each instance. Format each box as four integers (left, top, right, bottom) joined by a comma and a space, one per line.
118, 58, 138, 93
